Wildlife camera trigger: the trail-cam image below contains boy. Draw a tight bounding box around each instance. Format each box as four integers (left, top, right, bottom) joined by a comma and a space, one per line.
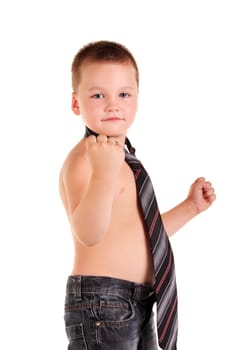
59, 41, 216, 349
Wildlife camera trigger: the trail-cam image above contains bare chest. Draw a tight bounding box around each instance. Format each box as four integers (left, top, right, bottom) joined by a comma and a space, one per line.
73, 162, 155, 284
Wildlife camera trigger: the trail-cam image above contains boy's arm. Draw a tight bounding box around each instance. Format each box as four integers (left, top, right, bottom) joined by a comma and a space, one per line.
161, 177, 216, 237
62, 136, 125, 247
71, 170, 118, 247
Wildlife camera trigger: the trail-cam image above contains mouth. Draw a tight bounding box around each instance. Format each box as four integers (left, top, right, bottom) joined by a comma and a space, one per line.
102, 117, 123, 122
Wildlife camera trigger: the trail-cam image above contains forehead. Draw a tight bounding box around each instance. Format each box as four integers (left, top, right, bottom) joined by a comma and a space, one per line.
79, 61, 137, 86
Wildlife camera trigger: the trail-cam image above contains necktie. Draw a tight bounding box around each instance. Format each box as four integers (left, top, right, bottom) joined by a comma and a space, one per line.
85, 127, 178, 349
125, 137, 178, 350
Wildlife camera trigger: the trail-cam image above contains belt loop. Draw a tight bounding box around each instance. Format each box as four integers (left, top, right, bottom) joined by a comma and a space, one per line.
133, 285, 141, 301
71, 276, 82, 301
75, 276, 82, 300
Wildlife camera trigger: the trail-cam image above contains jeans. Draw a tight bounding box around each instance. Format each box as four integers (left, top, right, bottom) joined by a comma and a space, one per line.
64, 275, 158, 349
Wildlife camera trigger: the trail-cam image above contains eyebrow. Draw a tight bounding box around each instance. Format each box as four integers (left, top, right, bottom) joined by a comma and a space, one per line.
88, 86, 136, 91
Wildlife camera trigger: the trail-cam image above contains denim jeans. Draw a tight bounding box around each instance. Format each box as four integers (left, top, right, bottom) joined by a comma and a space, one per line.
64, 275, 158, 349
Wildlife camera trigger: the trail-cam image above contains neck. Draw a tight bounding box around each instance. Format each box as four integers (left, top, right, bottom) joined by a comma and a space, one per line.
84, 126, 136, 155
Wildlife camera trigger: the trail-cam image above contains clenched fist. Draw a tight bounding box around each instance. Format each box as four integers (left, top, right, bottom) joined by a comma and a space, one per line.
85, 134, 125, 179
187, 177, 216, 214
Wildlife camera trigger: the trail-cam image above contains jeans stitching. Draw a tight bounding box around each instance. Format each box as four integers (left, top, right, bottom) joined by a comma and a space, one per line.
93, 298, 136, 327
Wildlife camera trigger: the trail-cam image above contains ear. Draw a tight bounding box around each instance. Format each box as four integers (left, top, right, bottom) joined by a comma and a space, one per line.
71, 92, 80, 115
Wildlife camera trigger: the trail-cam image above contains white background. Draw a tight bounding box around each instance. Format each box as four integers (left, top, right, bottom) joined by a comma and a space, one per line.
0, 1, 232, 349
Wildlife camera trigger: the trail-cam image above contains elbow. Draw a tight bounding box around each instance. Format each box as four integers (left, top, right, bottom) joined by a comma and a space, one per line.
71, 213, 109, 247
80, 237, 101, 247
74, 233, 104, 247
71, 224, 105, 247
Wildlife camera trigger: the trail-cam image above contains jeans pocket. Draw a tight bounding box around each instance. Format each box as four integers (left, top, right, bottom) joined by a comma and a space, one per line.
65, 323, 87, 350
96, 297, 135, 326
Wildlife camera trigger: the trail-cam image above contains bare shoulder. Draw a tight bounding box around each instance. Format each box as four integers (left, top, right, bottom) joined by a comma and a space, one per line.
59, 139, 90, 220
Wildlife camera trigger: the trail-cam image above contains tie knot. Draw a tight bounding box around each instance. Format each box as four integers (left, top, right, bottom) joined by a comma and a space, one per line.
125, 137, 136, 155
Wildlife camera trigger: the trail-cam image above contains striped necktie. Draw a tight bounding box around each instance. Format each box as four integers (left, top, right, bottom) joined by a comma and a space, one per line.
85, 127, 178, 349
125, 137, 178, 350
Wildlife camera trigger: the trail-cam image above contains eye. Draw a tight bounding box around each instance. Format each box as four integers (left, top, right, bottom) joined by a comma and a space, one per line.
91, 93, 104, 99
119, 92, 130, 98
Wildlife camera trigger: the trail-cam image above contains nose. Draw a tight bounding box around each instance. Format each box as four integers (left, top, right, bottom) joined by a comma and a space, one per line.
105, 98, 119, 112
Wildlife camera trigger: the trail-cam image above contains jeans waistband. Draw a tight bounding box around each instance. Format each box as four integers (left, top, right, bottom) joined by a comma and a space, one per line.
66, 275, 155, 302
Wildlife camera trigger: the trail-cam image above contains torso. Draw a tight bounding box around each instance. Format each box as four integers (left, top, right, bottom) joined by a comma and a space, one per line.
59, 140, 155, 286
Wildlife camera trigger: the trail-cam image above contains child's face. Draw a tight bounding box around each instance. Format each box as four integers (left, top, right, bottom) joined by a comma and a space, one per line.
72, 62, 138, 137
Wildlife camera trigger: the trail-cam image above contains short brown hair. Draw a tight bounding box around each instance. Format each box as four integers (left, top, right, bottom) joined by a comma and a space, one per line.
71, 40, 139, 91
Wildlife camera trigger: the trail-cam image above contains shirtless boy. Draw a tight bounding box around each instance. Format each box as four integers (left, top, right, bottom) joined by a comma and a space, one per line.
59, 40, 216, 349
